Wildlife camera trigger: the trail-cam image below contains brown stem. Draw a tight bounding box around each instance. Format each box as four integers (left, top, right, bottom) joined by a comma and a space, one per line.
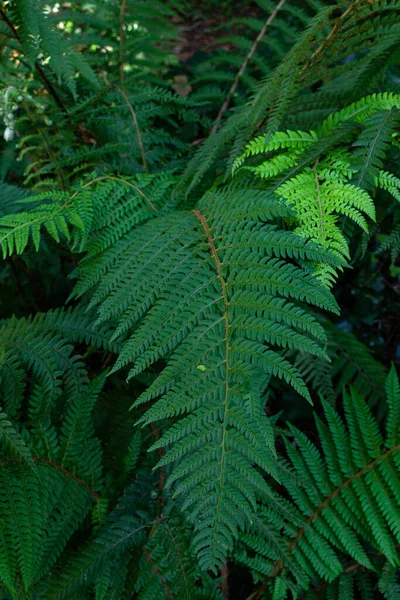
143, 546, 173, 597
0, 7, 66, 114
116, 85, 149, 174
119, 0, 128, 85
0, 456, 100, 498
299, 542, 400, 599
192, 209, 231, 557
245, 442, 400, 600
101, 351, 114, 370
297, 2, 357, 81
334, 345, 385, 402
210, 0, 287, 135
81, 175, 157, 211
251, 2, 361, 137
116, 2, 149, 173
221, 560, 230, 599
150, 422, 165, 511
34, 64, 66, 114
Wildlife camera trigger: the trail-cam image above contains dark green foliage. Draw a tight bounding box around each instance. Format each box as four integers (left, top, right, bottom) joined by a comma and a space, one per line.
0, 0, 399, 598
237, 367, 400, 595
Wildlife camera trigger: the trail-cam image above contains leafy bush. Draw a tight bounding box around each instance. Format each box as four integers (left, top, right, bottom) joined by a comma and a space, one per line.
0, 0, 400, 598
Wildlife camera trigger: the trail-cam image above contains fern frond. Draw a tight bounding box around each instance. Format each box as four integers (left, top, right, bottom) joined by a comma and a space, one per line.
40, 515, 148, 600
0, 173, 176, 258
0, 411, 34, 468
73, 180, 341, 570
181, 4, 400, 196
0, 461, 94, 594
135, 515, 196, 600
59, 374, 105, 489
0, 190, 85, 257
29, 306, 120, 353
235, 98, 400, 285
295, 320, 387, 406
240, 370, 400, 594
351, 109, 400, 191
0, 313, 118, 595
7, 0, 98, 95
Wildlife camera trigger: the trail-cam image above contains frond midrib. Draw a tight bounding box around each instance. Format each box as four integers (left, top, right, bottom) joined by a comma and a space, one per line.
0, 457, 100, 499
192, 209, 231, 560
272, 441, 400, 578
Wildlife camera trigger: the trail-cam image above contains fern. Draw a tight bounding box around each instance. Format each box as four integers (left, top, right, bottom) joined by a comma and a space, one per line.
0, 314, 147, 597
302, 568, 400, 600
238, 367, 400, 597
39, 514, 148, 600
6, 0, 98, 97
351, 109, 400, 191
294, 320, 387, 407
69, 177, 343, 570
0, 311, 132, 596
180, 2, 400, 196
8, 94, 398, 574
135, 513, 196, 600
234, 95, 400, 285
0, 311, 219, 598
0, 411, 34, 469
0, 173, 176, 258
1, 0, 400, 597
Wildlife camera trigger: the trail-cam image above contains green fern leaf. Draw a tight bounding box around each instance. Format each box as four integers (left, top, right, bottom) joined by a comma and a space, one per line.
73, 181, 340, 570
240, 370, 400, 593
0, 410, 34, 469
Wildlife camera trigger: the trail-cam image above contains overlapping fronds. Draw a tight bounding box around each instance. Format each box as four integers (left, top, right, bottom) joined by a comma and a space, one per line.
5, 0, 98, 97
238, 367, 400, 597
233, 95, 400, 285
0, 316, 102, 595
135, 513, 196, 600
294, 320, 387, 407
180, 2, 400, 197
303, 567, 400, 600
71, 177, 344, 570
0, 312, 156, 599
1, 0, 400, 597
0, 173, 176, 258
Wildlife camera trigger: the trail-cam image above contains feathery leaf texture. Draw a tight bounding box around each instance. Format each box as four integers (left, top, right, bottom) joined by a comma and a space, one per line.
239, 368, 400, 595
72, 179, 342, 570
1, 0, 400, 596
135, 514, 196, 600
0, 313, 113, 595
295, 319, 388, 407
180, 2, 400, 196
234, 94, 400, 285
0, 173, 176, 258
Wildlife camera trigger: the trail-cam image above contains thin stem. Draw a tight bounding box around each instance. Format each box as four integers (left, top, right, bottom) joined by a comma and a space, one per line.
0, 7, 67, 114
81, 175, 157, 211
150, 422, 165, 513
221, 561, 230, 599
192, 209, 231, 558
297, 2, 358, 81
116, 85, 149, 174
119, 0, 128, 85
210, 0, 287, 135
252, 2, 361, 136
143, 547, 173, 597
0, 456, 101, 498
116, 3, 148, 174
245, 442, 400, 600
